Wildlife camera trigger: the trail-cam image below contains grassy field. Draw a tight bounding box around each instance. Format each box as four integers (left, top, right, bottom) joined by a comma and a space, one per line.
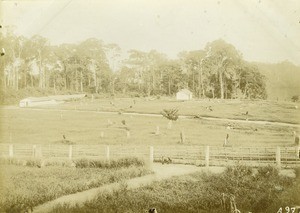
1, 98, 299, 212
45, 97, 300, 124
0, 106, 298, 147
51, 165, 300, 213
0, 158, 150, 213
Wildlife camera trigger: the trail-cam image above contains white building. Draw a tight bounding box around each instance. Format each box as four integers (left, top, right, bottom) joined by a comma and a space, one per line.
19, 97, 57, 107
176, 89, 193, 101
19, 94, 86, 107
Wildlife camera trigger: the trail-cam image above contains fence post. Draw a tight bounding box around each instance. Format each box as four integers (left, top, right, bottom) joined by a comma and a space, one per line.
126, 130, 130, 138
205, 146, 210, 168
106, 146, 110, 161
276, 146, 281, 168
9, 144, 13, 157
68, 145, 73, 160
37, 145, 42, 158
296, 146, 300, 158
180, 130, 185, 144
33, 145, 36, 157
149, 146, 154, 168
155, 126, 160, 135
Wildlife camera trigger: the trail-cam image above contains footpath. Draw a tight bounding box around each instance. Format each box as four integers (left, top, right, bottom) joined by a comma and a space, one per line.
33, 163, 225, 213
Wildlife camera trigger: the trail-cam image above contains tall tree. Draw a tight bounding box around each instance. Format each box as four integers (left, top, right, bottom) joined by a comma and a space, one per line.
203, 39, 242, 99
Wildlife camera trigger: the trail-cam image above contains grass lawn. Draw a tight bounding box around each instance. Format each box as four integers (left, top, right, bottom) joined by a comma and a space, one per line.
47, 97, 300, 124
0, 162, 150, 213
0, 107, 298, 147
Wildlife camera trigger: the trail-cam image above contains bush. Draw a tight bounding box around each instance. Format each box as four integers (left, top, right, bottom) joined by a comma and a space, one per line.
161, 108, 179, 121
73, 157, 145, 169
291, 95, 299, 102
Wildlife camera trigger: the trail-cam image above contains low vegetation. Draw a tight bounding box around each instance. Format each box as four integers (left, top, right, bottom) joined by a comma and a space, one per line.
51, 165, 299, 213
0, 157, 150, 213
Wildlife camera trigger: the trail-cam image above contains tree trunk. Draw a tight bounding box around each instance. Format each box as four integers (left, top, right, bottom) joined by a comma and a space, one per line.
198, 69, 201, 98
31, 74, 33, 87
38, 51, 44, 89
15, 66, 19, 91
24, 70, 27, 88
80, 70, 83, 92
201, 68, 205, 97
192, 72, 195, 93
168, 76, 171, 96
75, 69, 78, 92
219, 69, 224, 99
53, 80, 56, 93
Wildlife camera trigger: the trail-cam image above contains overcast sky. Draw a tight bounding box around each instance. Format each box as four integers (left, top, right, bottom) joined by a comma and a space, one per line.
1, 0, 300, 65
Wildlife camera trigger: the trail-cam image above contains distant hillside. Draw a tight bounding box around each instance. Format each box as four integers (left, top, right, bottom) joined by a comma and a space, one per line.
254, 61, 300, 101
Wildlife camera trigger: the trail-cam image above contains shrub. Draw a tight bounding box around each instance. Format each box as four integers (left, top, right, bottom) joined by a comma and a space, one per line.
73, 157, 144, 169
161, 108, 179, 121
291, 95, 299, 102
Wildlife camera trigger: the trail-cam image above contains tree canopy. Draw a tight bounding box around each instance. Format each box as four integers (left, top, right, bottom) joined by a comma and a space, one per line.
0, 30, 269, 102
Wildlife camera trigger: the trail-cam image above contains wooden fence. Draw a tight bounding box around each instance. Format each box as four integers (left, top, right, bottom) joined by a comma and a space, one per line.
0, 143, 299, 168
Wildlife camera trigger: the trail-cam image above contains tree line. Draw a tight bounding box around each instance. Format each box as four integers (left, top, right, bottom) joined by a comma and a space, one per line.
0, 28, 267, 100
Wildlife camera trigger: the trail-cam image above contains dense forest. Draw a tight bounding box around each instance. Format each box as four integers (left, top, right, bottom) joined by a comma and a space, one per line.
0, 28, 298, 104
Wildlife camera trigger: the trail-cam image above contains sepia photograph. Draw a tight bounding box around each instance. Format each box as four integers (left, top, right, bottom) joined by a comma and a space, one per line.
0, 0, 300, 212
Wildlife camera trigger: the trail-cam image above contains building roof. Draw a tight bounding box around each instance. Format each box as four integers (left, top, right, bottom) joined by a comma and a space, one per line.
20, 97, 53, 102
20, 94, 86, 102
177, 89, 192, 95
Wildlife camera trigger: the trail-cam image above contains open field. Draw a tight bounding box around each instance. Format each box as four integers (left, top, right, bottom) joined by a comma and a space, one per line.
43, 97, 300, 124
0, 159, 150, 213
1, 99, 299, 212
1, 105, 298, 147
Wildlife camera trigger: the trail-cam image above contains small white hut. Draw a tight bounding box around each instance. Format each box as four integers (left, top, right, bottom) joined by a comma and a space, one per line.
19, 97, 57, 107
19, 94, 87, 108
176, 89, 193, 101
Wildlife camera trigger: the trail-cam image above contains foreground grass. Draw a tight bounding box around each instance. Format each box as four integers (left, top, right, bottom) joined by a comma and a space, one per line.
0, 159, 151, 213
52, 165, 300, 213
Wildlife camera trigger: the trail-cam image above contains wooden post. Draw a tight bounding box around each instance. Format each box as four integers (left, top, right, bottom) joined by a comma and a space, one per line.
33, 145, 36, 157
180, 130, 185, 144
126, 130, 130, 138
106, 146, 110, 161
149, 146, 154, 168
68, 145, 73, 160
276, 146, 281, 168
297, 146, 300, 158
205, 146, 210, 167
155, 126, 160, 135
167, 120, 172, 129
9, 144, 13, 157
38, 146, 42, 158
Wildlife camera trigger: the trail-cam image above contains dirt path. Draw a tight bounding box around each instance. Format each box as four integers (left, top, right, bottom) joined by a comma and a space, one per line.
33, 163, 225, 213
4, 106, 300, 127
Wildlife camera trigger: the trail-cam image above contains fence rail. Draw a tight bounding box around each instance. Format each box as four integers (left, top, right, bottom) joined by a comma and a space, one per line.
0, 143, 299, 168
